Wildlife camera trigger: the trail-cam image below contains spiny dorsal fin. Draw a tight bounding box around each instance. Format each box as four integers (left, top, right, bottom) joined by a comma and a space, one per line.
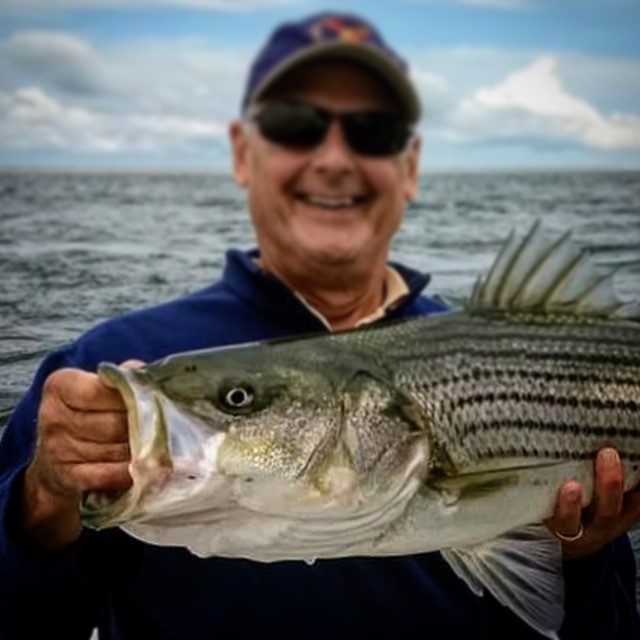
468, 221, 639, 319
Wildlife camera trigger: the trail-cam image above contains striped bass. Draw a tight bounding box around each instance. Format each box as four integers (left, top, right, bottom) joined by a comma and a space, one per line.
81, 222, 640, 638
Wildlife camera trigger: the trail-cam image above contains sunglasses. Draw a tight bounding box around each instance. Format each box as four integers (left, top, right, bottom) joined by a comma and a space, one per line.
250, 101, 412, 157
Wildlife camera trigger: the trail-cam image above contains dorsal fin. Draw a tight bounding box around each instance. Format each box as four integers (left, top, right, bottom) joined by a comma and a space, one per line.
468, 221, 639, 319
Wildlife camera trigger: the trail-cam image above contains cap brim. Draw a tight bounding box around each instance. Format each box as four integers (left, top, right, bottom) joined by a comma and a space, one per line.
248, 41, 421, 124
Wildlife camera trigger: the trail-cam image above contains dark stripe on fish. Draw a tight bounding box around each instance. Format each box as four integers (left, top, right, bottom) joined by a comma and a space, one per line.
448, 392, 638, 413
463, 419, 640, 440
407, 348, 640, 368
473, 446, 640, 462
425, 368, 638, 388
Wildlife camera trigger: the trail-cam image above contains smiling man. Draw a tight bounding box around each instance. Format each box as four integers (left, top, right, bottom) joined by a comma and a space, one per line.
230, 36, 421, 330
0, 11, 638, 640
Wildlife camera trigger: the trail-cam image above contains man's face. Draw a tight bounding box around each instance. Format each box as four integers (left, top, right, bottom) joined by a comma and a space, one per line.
230, 61, 420, 276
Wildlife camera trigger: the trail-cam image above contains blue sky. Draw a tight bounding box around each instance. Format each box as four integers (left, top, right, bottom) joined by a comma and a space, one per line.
1, 0, 639, 169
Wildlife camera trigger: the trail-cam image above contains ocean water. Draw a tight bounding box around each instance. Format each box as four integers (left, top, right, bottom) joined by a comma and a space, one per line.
1, 169, 639, 600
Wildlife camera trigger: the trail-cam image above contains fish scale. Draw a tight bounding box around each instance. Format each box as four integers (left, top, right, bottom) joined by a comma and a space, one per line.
358, 313, 640, 467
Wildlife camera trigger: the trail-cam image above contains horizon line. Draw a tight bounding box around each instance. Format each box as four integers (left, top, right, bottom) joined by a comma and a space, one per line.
0, 165, 638, 175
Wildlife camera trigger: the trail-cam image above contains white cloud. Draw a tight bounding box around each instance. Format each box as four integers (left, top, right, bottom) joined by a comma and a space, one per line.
1, 30, 638, 164
2, 86, 108, 151
450, 55, 640, 149
0, 86, 226, 153
0, 31, 242, 159
0, 0, 299, 9
410, 66, 453, 122
411, 68, 448, 95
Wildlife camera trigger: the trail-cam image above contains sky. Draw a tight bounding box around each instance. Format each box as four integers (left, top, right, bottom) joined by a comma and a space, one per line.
0, 0, 639, 170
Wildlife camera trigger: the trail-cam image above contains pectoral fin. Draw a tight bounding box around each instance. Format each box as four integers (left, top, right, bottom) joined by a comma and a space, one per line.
441, 524, 563, 639
429, 468, 520, 503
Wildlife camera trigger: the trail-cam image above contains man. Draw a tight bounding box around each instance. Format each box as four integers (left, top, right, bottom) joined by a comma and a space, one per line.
0, 12, 638, 639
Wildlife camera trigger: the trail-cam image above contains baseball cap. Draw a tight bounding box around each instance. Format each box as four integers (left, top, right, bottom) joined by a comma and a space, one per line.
241, 12, 421, 124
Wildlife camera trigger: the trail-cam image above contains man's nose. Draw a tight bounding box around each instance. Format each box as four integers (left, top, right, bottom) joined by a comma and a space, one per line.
310, 120, 356, 175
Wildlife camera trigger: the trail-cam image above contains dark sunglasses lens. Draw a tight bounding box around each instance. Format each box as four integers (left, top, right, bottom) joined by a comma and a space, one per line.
344, 112, 410, 156
255, 103, 328, 148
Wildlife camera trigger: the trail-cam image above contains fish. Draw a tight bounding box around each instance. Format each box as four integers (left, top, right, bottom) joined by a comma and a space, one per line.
81, 221, 640, 639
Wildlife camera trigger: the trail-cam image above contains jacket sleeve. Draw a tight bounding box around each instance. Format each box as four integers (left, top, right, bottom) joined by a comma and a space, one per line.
559, 534, 639, 639
0, 348, 106, 640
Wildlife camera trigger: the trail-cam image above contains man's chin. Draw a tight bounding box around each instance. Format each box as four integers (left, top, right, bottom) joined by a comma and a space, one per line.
300, 241, 366, 267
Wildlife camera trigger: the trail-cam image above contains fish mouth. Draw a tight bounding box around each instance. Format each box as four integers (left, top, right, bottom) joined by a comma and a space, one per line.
80, 363, 175, 529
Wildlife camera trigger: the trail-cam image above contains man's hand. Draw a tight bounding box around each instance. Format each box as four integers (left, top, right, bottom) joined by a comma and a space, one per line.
20, 365, 137, 554
546, 447, 640, 560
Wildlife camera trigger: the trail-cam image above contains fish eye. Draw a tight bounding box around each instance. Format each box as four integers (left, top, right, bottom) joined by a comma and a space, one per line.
222, 385, 254, 410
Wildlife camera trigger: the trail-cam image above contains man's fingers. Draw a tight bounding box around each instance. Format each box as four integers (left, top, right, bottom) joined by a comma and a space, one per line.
60, 439, 131, 464
590, 448, 624, 527
548, 481, 583, 537
546, 447, 639, 560
30, 367, 135, 505
71, 462, 133, 492
68, 410, 129, 444
45, 369, 126, 412
38, 403, 129, 445
120, 359, 145, 369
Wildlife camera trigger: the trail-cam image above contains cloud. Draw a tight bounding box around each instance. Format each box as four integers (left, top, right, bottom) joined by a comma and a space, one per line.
0, 0, 299, 9
0, 86, 226, 153
1, 30, 638, 165
0, 32, 113, 97
410, 66, 453, 122
411, 68, 448, 95
450, 55, 640, 149
0, 31, 245, 161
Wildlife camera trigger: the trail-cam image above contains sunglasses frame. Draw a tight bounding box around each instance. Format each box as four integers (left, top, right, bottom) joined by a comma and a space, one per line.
248, 101, 413, 158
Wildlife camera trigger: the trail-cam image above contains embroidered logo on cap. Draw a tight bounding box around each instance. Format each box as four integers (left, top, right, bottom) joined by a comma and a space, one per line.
310, 16, 373, 43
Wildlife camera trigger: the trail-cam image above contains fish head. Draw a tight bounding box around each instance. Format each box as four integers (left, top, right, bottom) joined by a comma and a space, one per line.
80, 344, 345, 528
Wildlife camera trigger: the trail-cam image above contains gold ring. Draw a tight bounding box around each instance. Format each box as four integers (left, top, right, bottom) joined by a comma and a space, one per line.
554, 523, 584, 542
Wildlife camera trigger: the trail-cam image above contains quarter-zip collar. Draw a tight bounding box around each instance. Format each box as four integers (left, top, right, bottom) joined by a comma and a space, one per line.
221, 248, 435, 333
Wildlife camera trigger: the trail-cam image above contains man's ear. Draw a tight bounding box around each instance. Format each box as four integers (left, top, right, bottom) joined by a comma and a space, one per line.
403, 134, 421, 202
229, 120, 249, 188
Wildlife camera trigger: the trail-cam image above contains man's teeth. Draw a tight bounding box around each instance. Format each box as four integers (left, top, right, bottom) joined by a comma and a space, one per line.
302, 195, 361, 209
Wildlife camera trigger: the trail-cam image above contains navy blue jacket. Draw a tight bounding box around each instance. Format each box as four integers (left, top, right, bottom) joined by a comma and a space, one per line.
0, 250, 637, 639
